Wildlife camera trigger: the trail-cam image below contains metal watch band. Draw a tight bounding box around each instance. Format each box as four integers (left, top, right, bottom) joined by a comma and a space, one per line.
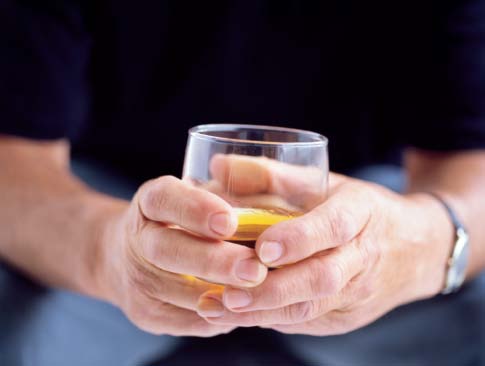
428, 192, 470, 295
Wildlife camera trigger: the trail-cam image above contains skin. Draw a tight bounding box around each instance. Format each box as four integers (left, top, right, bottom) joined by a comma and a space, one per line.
0, 136, 267, 337
197, 151, 485, 335
1, 135, 484, 337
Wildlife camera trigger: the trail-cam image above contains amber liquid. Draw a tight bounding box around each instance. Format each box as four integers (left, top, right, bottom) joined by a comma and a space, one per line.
229, 207, 301, 248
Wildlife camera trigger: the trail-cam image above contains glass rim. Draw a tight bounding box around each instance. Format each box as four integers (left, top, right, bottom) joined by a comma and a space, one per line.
188, 124, 328, 147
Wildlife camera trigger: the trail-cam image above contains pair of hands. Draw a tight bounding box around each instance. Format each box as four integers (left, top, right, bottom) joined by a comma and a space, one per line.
96, 158, 451, 337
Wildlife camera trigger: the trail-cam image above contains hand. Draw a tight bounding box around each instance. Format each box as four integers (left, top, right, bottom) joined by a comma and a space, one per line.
207, 154, 326, 211
197, 172, 453, 336
96, 175, 268, 336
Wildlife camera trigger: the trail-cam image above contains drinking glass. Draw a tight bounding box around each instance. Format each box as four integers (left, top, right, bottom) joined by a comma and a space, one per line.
183, 124, 329, 248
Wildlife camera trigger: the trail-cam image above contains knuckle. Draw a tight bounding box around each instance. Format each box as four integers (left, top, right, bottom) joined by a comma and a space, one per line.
140, 181, 169, 217
285, 301, 314, 323
360, 238, 381, 269
156, 175, 179, 188
226, 258, 245, 284
324, 205, 343, 241
307, 261, 327, 298
307, 256, 345, 298
165, 235, 185, 267
321, 258, 345, 295
144, 187, 164, 214
307, 260, 327, 298
246, 311, 266, 326
198, 250, 222, 279
362, 181, 384, 198
139, 227, 162, 262
180, 191, 211, 226
172, 200, 186, 228
284, 220, 316, 254
357, 183, 383, 211
121, 266, 173, 335
199, 248, 237, 283
263, 279, 286, 306
324, 205, 355, 244
144, 227, 160, 250
140, 226, 175, 270
127, 260, 166, 300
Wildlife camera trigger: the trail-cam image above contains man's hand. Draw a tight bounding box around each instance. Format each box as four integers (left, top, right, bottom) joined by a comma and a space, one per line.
197, 173, 454, 335
0, 137, 270, 337
97, 175, 268, 336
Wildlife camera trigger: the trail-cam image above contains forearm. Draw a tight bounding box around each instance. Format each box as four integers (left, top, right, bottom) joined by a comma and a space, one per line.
405, 149, 485, 279
0, 136, 127, 299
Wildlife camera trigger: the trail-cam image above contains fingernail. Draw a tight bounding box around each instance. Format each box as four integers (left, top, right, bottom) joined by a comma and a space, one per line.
259, 241, 284, 264
235, 258, 266, 283
209, 212, 235, 236
197, 297, 225, 318
224, 288, 252, 309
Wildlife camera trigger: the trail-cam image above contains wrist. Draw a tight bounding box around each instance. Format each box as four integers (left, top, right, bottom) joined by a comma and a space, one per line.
79, 194, 128, 303
405, 193, 455, 297
426, 192, 470, 294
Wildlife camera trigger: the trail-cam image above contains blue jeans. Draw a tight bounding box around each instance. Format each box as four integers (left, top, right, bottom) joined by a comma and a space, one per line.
1, 161, 484, 366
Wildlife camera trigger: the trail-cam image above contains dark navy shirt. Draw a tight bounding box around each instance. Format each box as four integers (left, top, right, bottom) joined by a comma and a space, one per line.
1, 0, 485, 181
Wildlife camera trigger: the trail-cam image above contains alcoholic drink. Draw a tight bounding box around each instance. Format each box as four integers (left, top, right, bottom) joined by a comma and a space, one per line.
230, 207, 301, 248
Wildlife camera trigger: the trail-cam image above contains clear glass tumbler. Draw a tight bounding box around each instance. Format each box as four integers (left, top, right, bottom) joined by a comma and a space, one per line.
183, 124, 329, 248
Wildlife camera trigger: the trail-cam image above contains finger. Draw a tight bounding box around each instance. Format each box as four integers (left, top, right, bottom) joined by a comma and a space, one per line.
199, 291, 341, 327
211, 152, 342, 195
136, 175, 238, 239
210, 154, 327, 209
255, 182, 373, 266
210, 154, 271, 195
127, 256, 224, 311
222, 242, 364, 312
130, 299, 235, 337
189, 180, 300, 212
159, 274, 222, 311
267, 305, 383, 336
138, 223, 267, 287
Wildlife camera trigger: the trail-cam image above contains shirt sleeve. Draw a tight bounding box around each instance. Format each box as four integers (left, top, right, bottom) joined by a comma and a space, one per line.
402, 0, 485, 151
0, 0, 90, 140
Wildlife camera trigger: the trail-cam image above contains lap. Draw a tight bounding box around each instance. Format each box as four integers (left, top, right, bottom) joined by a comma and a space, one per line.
2, 262, 482, 366
281, 274, 485, 365
0, 263, 178, 366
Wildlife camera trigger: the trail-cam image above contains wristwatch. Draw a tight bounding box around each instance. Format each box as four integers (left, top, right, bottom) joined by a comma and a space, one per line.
429, 193, 470, 295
